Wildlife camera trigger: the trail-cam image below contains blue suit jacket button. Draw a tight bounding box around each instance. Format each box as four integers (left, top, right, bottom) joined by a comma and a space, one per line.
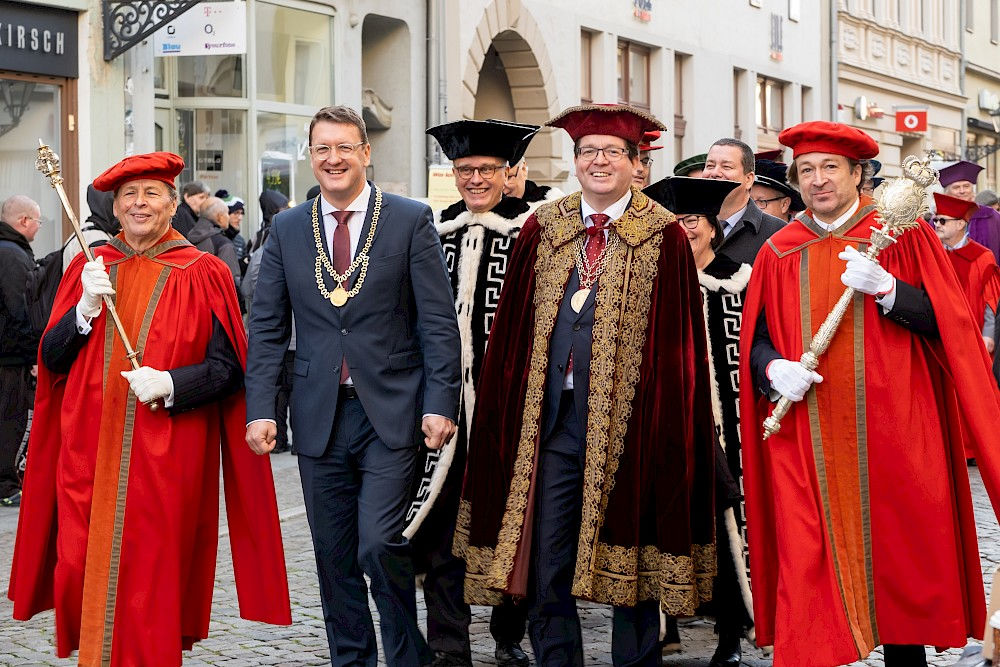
341, 328, 349, 335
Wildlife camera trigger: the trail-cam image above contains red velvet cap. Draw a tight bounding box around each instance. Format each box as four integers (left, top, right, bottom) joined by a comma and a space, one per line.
546, 104, 666, 145
933, 192, 978, 221
93, 151, 185, 193
754, 148, 783, 161
639, 130, 663, 152
778, 121, 879, 160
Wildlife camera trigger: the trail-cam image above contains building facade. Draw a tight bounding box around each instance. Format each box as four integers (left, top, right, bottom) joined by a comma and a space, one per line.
963, 0, 1000, 191
835, 0, 965, 178
441, 0, 827, 190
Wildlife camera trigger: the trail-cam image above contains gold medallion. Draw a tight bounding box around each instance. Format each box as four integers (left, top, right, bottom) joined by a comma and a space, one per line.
570, 288, 590, 313
330, 286, 349, 307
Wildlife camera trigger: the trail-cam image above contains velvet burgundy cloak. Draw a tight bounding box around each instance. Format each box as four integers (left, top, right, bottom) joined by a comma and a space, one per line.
8, 230, 290, 667
454, 188, 717, 614
739, 199, 1000, 667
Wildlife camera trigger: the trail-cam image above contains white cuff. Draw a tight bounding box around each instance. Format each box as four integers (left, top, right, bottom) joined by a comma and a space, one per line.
75, 304, 94, 334
246, 418, 278, 428
875, 288, 896, 312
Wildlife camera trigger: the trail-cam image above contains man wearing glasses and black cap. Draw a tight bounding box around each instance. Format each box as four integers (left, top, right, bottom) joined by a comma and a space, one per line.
415, 118, 544, 666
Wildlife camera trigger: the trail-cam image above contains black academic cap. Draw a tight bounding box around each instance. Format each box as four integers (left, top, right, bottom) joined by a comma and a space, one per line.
754, 159, 806, 211
426, 119, 537, 163
486, 119, 541, 165
643, 176, 740, 217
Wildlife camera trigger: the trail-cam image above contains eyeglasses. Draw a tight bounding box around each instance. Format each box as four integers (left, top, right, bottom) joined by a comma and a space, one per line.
454, 164, 506, 180
308, 142, 366, 159
753, 196, 787, 208
677, 215, 707, 229
576, 146, 629, 162
932, 216, 960, 226
23, 216, 42, 226
639, 157, 654, 167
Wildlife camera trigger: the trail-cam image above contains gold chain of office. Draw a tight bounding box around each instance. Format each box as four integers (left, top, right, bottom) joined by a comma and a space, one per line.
312, 187, 382, 307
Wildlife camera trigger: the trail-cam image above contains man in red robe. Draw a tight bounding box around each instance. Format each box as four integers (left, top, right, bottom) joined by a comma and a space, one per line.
740, 121, 1000, 667
454, 104, 717, 666
932, 192, 1000, 356
8, 152, 291, 666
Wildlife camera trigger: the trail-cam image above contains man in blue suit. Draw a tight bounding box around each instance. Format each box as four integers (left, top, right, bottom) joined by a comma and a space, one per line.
245, 105, 461, 667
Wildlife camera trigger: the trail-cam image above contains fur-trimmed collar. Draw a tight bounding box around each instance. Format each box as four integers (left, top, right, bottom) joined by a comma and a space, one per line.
698, 261, 752, 293
436, 198, 533, 237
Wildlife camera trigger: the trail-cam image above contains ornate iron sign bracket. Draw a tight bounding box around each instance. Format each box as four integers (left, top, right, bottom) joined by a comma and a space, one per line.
103, 0, 200, 61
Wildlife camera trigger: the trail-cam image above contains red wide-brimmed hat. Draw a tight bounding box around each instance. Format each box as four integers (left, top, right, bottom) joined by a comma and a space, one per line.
93, 151, 185, 193
778, 121, 879, 160
546, 104, 666, 145
933, 192, 978, 221
639, 130, 663, 152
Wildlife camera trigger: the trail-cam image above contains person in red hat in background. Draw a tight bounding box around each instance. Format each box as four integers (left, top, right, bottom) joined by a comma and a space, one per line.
453, 103, 716, 666
8, 152, 291, 666
939, 160, 1000, 264
739, 121, 1000, 667
631, 130, 662, 189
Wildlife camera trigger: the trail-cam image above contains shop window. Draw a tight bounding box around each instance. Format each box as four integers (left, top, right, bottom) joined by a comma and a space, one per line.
256, 2, 333, 107
257, 112, 315, 203
617, 40, 650, 110
177, 54, 245, 98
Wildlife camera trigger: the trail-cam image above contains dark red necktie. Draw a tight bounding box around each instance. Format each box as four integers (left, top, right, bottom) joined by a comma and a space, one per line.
333, 210, 351, 383
567, 213, 611, 377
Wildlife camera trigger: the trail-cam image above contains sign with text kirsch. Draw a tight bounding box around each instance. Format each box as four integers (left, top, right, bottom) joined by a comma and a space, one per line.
153, 1, 247, 57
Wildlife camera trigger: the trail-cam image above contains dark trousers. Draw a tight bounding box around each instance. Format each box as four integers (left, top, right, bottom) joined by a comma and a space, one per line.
712, 507, 751, 636
528, 391, 659, 667
0, 365, 32, 497
413, 425, 527, 660
298, 396, 430, 667
275, 350, 295, 449
883, 645, 927, 666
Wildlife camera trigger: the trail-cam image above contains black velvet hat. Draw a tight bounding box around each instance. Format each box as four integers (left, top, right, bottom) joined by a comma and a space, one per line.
754, 159, 806, 211
486, 119, 540, 164
643, 176, 740, 217
426, 120, 538, 163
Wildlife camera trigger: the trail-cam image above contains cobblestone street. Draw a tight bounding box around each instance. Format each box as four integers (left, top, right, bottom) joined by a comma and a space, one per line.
1, 455, 996, 666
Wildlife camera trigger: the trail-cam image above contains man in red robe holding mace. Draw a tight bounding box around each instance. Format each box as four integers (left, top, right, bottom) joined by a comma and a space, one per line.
8, 152, 291, 666
454, 104, 717, 666
740, 121, 1000, 667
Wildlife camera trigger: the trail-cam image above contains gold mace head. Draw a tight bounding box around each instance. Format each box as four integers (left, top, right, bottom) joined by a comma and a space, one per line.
874, 155, 938, 234
35, 139, 64, 187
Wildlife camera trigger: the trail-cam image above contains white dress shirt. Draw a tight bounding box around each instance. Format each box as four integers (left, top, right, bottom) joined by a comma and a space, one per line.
565, 190, 633, 389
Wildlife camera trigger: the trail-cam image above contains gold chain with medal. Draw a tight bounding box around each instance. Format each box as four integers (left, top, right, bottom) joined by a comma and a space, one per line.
571, 228, 620, 313
312, 187, 382, 307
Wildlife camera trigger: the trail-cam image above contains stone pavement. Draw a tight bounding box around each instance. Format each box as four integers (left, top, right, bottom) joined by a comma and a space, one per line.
0, 456, 996, 666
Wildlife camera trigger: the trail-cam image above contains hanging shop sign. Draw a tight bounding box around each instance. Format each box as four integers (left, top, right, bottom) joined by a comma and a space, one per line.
0, 1, 78, 78
895, 108, 928, 133
153, 1, 247, 57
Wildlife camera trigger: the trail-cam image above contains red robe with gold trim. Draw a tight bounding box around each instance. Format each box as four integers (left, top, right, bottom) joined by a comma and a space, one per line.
8, 230, 291, 666
454, 188, 717, 614
739, 199, 1000, 667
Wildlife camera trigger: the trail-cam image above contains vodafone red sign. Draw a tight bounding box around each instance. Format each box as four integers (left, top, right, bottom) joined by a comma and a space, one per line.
895, 109, 928, 133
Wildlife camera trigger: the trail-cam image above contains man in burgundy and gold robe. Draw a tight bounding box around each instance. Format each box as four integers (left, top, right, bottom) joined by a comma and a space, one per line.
740, 121, 1000, 667
8, 152, 290, 667
454, 104, 716, 666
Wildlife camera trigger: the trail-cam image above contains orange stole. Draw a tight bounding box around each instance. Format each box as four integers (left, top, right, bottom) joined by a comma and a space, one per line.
802, 236, 877, 655
78, 254, 171, 666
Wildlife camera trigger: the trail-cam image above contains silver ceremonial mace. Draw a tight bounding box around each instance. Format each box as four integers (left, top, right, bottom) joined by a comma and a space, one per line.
762, 155, 938, 439
35, 139, 160, 411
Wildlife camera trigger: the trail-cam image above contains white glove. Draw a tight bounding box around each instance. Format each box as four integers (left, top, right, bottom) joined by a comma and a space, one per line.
120, 366, 173, 403
838, 246, 895, 296
766, 358, 823, 402
78, 256, 115, 320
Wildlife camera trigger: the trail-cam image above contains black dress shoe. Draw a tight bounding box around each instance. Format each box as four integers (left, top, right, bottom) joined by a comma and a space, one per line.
708, 631, 742, 667
495, 642, 530, 667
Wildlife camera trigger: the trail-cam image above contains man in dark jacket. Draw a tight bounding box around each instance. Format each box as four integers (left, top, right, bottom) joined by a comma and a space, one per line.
172, 180, 209, 238
0, 195, 43, 507
62, 185, 121, 271
703, 138, 786, 266
252, 189, 290, 252
188, 196, 242, 286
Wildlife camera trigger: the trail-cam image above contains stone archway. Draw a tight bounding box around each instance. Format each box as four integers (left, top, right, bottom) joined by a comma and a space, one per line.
461, 1, 566, 184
